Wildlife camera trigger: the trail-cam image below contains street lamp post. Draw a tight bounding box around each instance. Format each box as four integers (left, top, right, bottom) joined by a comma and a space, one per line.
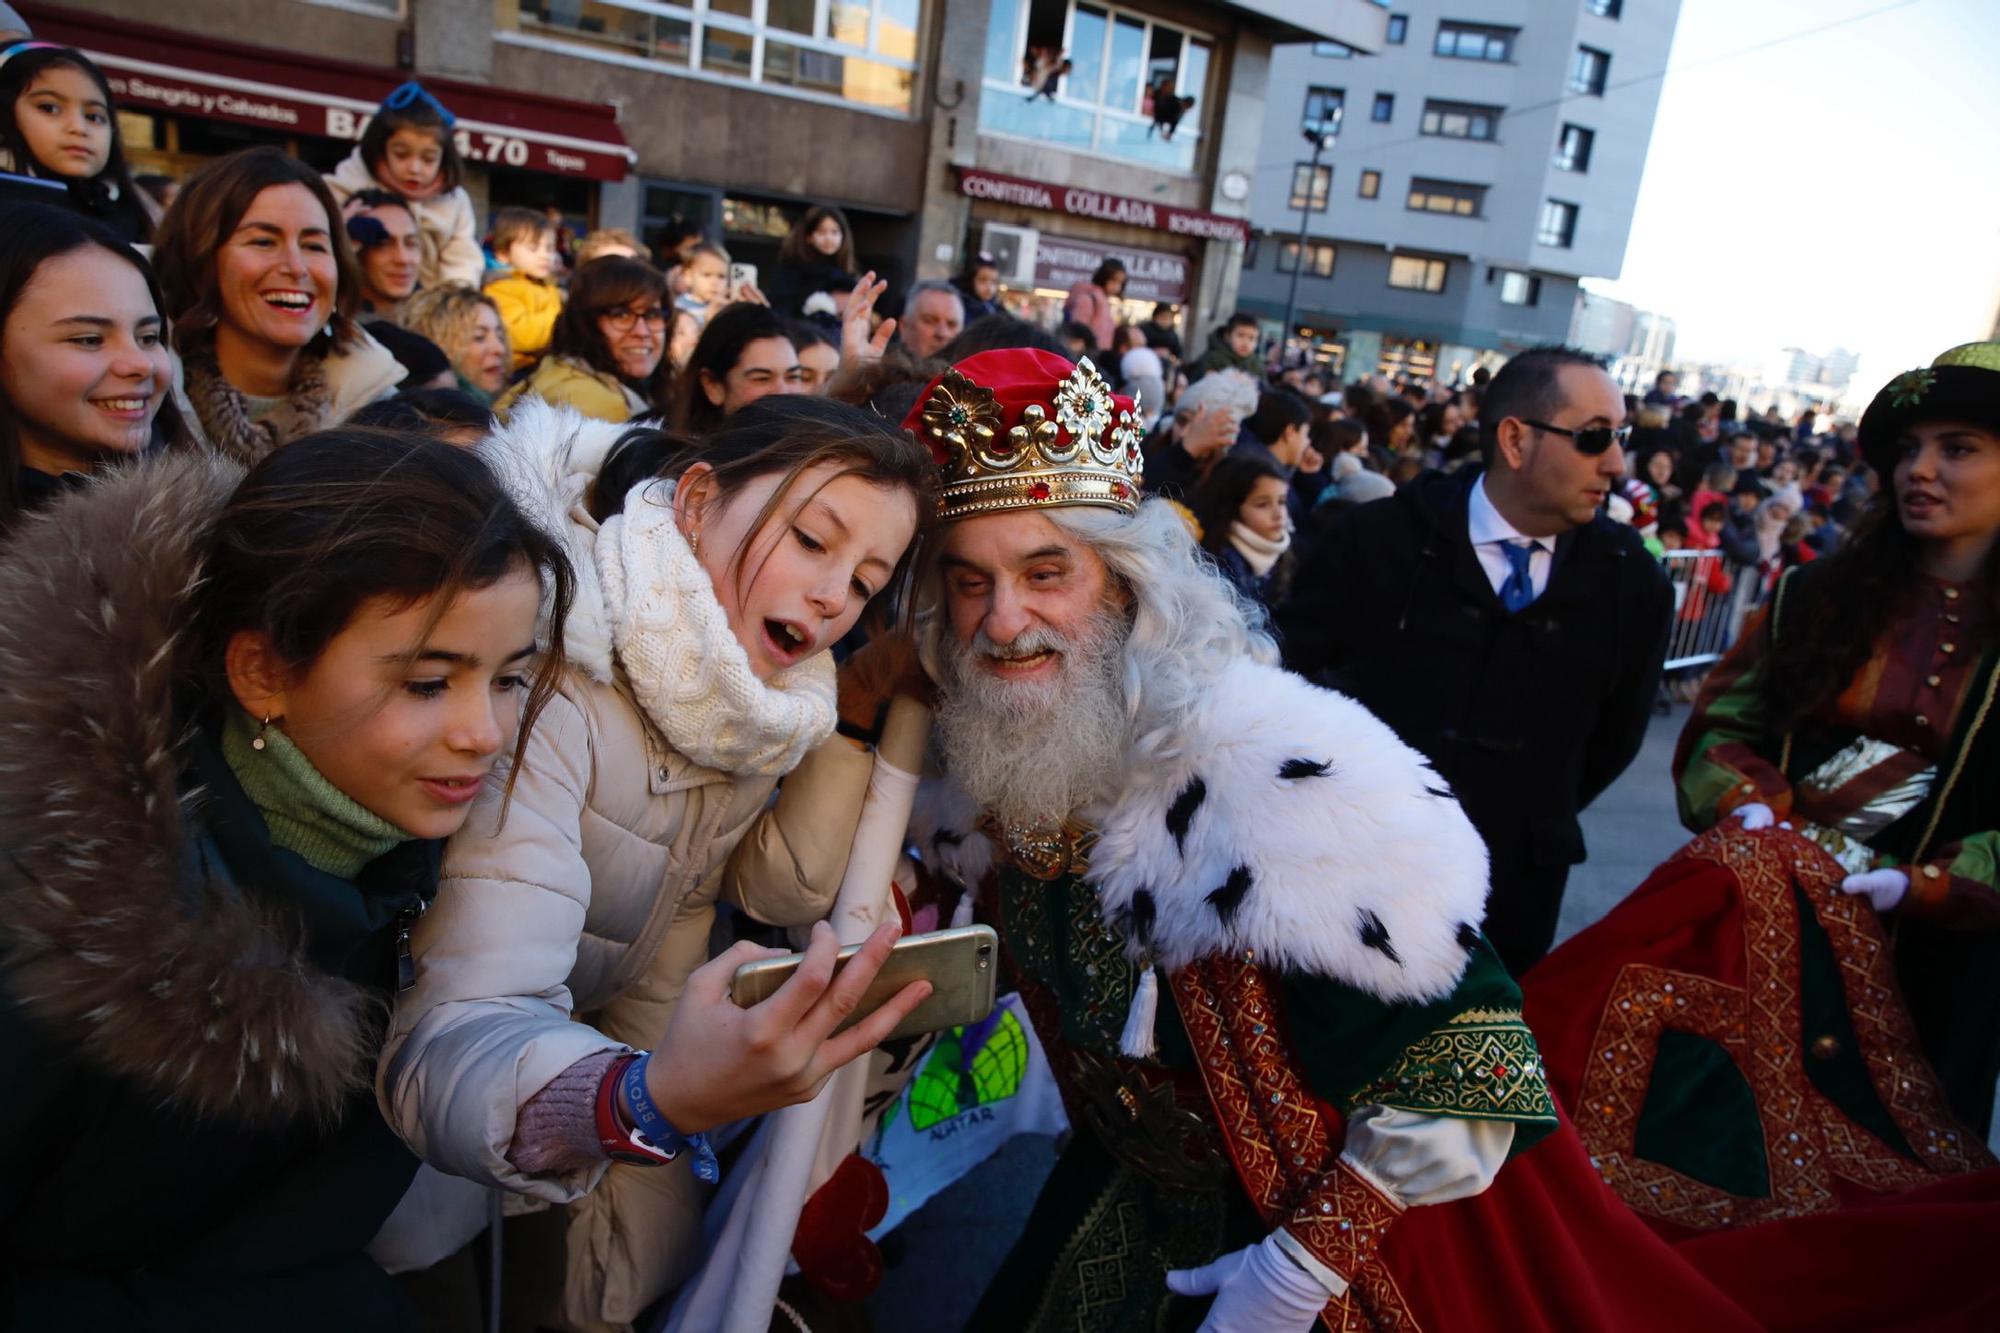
1279, 123, 1337, 370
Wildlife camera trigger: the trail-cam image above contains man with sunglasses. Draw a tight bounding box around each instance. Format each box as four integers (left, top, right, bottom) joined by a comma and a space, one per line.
1278, 345, 1671, 973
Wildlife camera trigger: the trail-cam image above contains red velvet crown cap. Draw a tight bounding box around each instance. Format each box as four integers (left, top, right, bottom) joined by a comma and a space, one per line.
901, 348, 1135, 460
903, 348, 1148, 519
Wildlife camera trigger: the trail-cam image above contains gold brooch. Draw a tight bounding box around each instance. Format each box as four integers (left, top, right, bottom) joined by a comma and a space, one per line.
921, 370, 1001, 454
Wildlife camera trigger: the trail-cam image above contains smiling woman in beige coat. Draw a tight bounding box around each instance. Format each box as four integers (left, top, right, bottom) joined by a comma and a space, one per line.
378, 393, 935, 1331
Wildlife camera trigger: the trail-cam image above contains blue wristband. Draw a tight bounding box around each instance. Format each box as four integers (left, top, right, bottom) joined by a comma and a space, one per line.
620, 1052, 719, 1184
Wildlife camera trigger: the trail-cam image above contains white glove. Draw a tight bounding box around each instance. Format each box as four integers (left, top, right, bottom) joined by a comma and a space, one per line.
1166, 1233, 1335, 1333
1733, 802, 1775, 831
1840, 868, 1909, 913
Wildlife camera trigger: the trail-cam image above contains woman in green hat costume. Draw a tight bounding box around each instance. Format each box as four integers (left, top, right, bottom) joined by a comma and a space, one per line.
1673, 340, 2000, 1137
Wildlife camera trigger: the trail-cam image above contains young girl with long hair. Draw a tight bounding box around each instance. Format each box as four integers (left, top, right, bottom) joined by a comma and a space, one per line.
0, 430, 575, 1329
154, 147, 406, 461
496, 256, 673, 424
0, 203, 187, 531
673, 300, 799, 437
324, 81, 483, 289
381, 393, 936, 1329
1189, 452, 1296, 609
0, 43, 156, 242
768, 204, 857, 321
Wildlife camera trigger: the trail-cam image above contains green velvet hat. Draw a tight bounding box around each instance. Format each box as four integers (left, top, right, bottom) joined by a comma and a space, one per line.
1856, 341, 2000, 479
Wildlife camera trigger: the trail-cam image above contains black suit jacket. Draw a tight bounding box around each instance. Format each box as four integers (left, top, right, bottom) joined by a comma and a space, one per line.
1277, 469, 1673, 968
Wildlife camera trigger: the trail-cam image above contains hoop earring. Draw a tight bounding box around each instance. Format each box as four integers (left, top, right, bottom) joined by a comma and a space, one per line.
251, 714, 273, 751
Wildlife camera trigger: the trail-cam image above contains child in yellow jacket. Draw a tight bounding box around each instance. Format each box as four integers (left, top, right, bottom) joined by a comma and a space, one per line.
483, 207, 562, 373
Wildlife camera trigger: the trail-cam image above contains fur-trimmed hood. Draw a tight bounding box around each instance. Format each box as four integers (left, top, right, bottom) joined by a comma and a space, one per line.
917, 657, 1492, 1004
0, 455, 380, 1124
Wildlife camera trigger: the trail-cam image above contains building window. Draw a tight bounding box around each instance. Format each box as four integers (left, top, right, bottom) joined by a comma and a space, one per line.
1371, 92, 1395, 123
1279, 241, 1336, 278
1312, 40, 1355, 58
305, 0, 402, 12
976, 0, 1214, 172
1554, 123, 1594, 172
1586, 0, 1622, 16
1386, 14, 1408, 44
1434, 22, 1516, 62
1570, 45, 1610, 95
1245, 234, 1261, 269
1538, 199, 1579, 247
1289, 162, 1332, 211
1493, 268, 1541, 306
1406, 177, 1486, 217
1358, 169, 1381, 199
512, 0, 924, 115
1303, 86, 1345, 137
506, 0, 922, 115
1419, 99, 1501, 141
1388, 254, 1448, 293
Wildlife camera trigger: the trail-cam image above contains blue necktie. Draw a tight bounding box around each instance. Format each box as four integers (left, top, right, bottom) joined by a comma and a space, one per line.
1499, 540, 1538, 613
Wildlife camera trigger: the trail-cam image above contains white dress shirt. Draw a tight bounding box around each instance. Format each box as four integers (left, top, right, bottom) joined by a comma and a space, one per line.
1467, 474, 1553, 602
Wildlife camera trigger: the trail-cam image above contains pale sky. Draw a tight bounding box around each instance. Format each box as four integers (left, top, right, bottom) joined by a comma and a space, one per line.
1584, 0, 2000, 395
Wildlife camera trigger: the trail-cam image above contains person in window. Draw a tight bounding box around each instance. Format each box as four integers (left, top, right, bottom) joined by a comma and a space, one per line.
0, 44, 157, 243
497, 257, 673, 426
1146, 75, 1196, 140
155, 148, 405, 462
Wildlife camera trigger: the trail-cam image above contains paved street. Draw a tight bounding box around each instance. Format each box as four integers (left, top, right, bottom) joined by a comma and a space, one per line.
867, 703, 1697, 1331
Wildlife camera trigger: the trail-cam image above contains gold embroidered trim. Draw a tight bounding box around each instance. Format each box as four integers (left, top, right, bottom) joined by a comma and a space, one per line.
1349, 1010, 1560, 1124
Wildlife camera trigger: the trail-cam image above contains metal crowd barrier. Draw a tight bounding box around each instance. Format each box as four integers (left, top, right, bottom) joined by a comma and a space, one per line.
1660, 548, 1748, 671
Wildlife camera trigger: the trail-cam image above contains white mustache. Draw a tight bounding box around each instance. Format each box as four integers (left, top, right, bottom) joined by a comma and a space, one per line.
973, 626, 1068, 661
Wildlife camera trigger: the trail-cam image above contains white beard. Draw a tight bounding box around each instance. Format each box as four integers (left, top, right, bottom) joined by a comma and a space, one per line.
933, 608, 1130, 829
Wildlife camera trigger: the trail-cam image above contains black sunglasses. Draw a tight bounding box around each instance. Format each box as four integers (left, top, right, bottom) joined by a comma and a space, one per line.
1521, 419, 1632, 456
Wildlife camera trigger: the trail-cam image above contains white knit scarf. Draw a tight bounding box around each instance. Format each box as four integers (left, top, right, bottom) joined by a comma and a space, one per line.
594, 478, 837, 777
1229, 521, 1292, 577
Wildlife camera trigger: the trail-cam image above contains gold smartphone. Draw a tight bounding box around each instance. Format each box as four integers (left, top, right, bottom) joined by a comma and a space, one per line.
729, 924, 999, 1044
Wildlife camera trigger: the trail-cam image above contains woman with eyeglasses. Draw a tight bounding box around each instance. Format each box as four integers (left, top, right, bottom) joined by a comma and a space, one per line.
496, 257, 673, 424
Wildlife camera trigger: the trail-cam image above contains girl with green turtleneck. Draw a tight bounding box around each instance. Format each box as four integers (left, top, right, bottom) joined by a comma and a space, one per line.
0, 428, 573, 1330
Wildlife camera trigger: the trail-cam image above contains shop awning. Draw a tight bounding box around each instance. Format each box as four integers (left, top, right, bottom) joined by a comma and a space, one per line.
20, 3, 634, 182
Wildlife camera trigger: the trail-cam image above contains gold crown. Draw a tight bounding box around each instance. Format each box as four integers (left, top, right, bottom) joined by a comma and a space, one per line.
918, 357, 1146, 520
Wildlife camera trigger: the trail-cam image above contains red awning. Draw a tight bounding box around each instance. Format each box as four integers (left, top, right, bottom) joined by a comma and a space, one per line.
19, 3, 634, 182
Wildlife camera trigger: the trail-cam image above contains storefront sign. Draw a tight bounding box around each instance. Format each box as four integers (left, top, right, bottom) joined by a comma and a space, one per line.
958, 167, 1248, 244
24, 3, 633, 182
1034, 234, 1189, 304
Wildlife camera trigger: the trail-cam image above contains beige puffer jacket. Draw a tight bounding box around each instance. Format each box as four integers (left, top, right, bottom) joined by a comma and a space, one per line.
378, 402, 872, 1330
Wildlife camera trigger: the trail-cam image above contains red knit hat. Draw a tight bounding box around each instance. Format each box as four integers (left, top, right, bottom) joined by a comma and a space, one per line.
902, 349, 1147, 521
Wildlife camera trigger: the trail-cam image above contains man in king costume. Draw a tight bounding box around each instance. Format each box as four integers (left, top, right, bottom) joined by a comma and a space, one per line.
883, 349, 1752, 1332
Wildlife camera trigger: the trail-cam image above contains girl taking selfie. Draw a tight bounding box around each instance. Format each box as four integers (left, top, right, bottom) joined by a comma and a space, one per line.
382, 394, 935, 1330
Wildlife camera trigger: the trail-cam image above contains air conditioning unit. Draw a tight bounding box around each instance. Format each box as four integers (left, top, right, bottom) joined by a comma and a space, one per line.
979, 222, 1039, 286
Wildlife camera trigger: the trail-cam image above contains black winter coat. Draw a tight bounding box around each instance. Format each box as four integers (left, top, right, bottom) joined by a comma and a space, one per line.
0, 456, 433, 1331
1277, 470, 1672, 971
